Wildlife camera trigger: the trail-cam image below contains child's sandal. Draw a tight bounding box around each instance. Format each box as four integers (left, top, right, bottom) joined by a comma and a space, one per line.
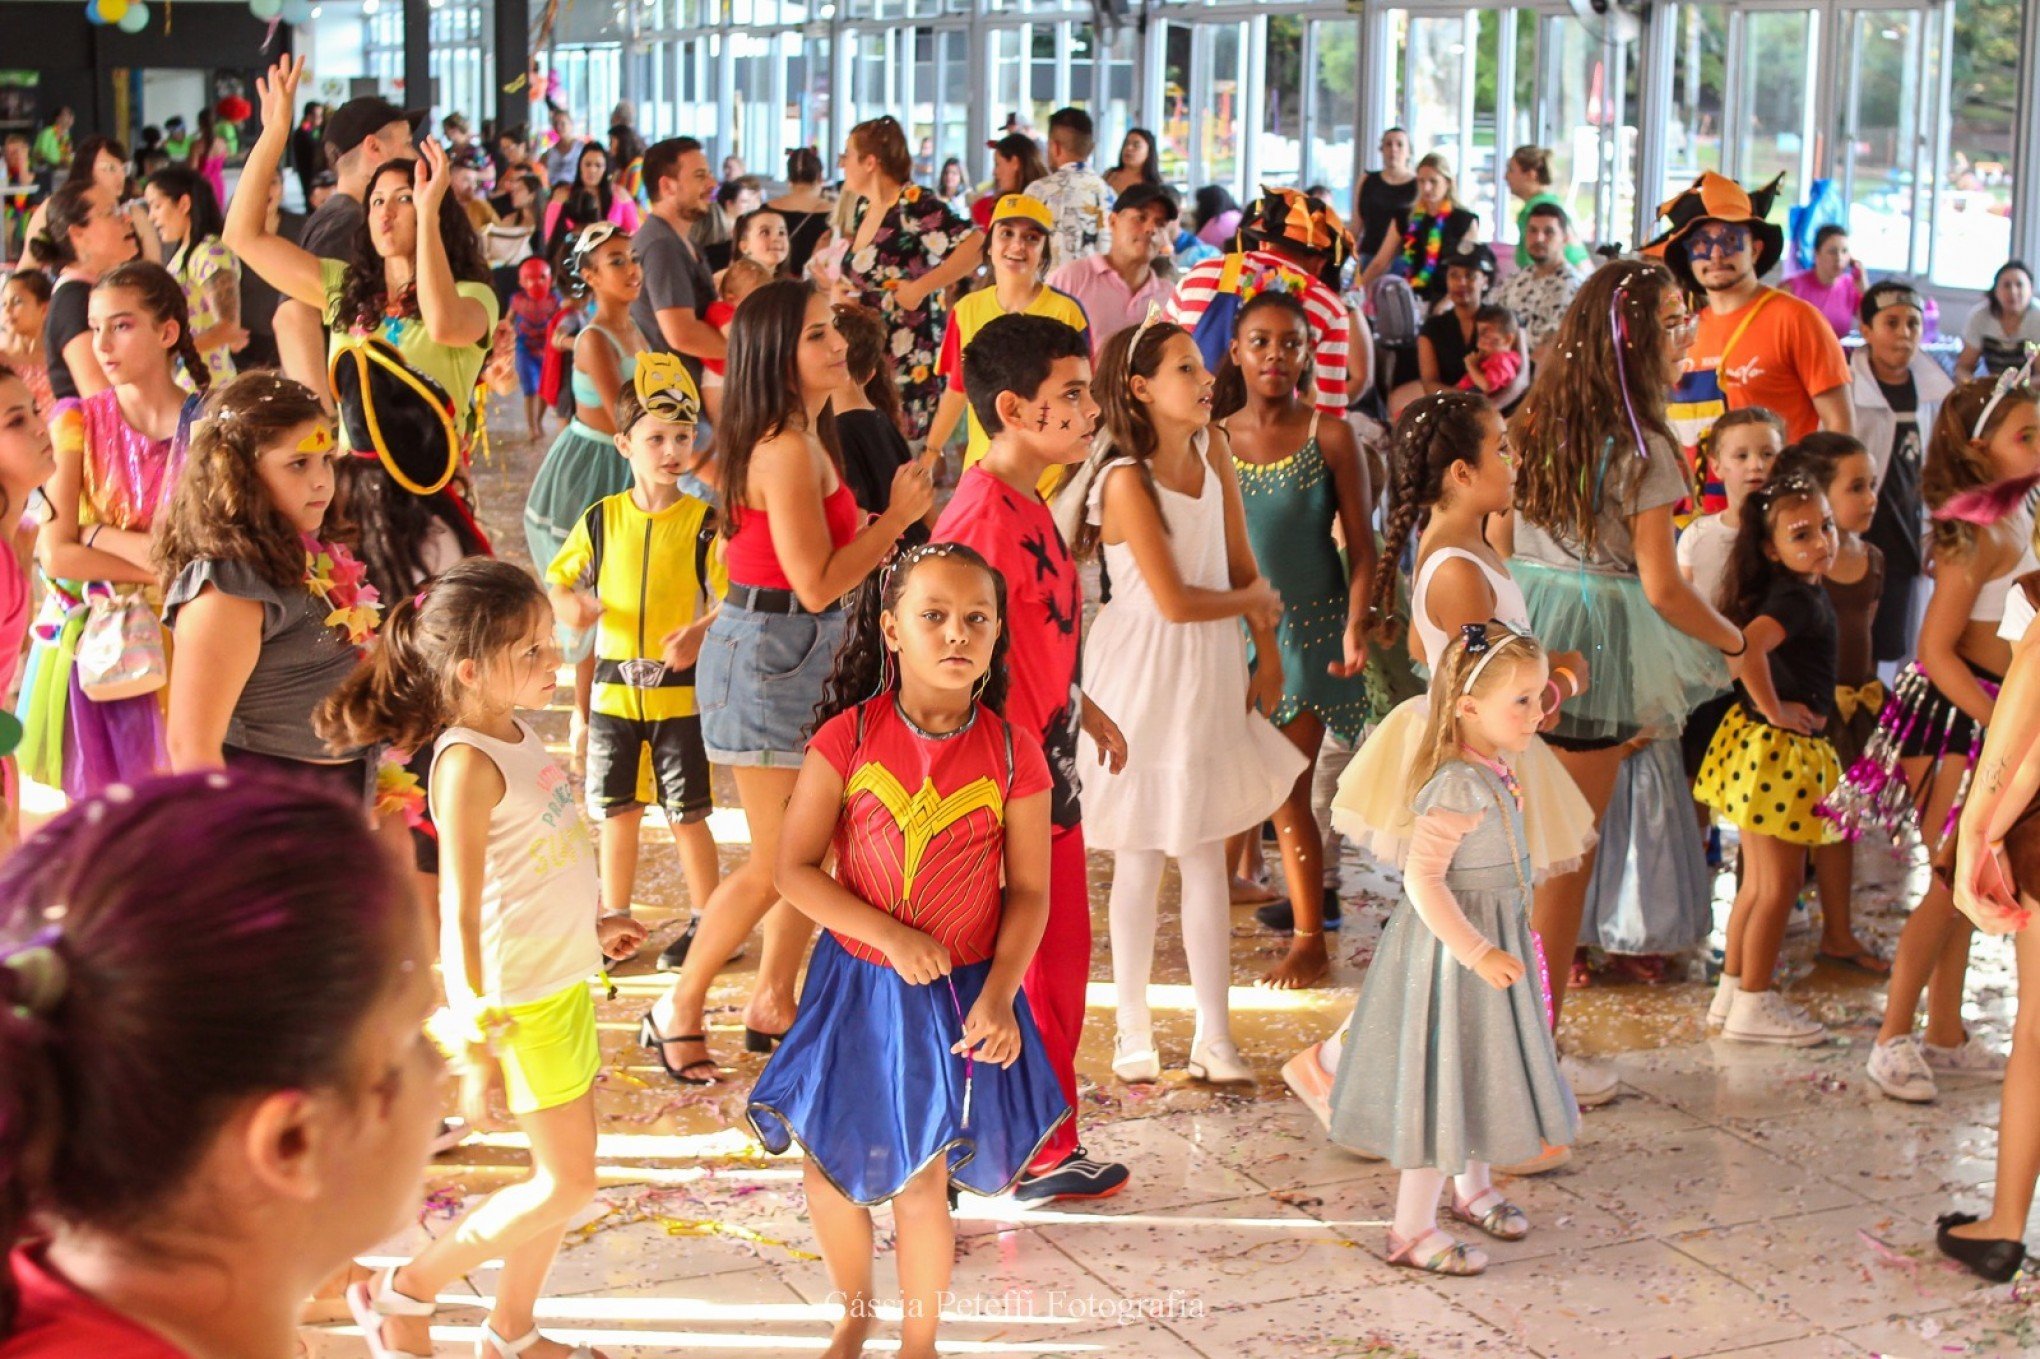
1446, 1189, 1530, 1241
1386, 1228, 1488, 1276
478, 1320, 603, 1359
345, 1267, 436, 1359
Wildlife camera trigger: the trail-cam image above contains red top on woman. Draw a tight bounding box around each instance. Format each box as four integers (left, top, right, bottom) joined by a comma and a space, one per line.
2, 1248, 188, 1358
723, 479, 862, 590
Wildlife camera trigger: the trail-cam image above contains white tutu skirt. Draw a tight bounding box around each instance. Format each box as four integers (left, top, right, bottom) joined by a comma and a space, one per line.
1330, 696, 1597, 883
1079, 607, 1308, 857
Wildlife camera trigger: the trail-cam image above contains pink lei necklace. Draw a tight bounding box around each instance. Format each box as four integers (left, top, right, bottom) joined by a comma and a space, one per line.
302, 534, 383, 647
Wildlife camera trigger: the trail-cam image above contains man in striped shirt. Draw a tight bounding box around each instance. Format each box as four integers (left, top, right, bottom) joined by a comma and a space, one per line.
1165, 187, 1353, 413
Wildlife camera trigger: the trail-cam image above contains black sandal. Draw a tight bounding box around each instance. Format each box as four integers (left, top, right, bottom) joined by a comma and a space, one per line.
1936, 1212, 2026, 1282
639, 1012, 718, 1086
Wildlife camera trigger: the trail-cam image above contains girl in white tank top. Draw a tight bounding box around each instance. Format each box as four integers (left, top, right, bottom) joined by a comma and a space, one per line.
314, 560, 646, 1359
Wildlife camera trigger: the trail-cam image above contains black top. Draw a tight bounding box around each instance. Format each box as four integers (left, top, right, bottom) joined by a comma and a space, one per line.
43, 276, 91, 403
836, 407, 911, 519
300, 191, 365, 262
1742, 575, 1839, 718
1419, 308, 1475, 387
241, 209, 304, 340
1356, 172, 1418, 261
1865, 371, 1925, 662
775, 209, 831, 276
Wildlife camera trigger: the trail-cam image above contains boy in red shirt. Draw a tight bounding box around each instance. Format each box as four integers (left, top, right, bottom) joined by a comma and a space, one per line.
931, 313, 1131, 1201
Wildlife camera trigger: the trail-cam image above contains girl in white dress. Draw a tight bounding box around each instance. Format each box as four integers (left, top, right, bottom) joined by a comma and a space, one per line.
1067, 314, 1307, 1086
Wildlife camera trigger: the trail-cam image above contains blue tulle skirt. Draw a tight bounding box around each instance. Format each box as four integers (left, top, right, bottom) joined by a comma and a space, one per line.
1513, 559, 1730, 743
747, 932, 1070, 1206
1579, 737, 1714, 955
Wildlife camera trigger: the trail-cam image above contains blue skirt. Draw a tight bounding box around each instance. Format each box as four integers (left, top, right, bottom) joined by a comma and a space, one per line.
747, 932, 1070, 1206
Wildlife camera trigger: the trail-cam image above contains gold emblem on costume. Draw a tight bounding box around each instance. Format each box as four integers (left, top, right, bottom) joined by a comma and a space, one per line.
634, 352, 702, 426
844, 765, 1004, 905
297, 425, 336, 454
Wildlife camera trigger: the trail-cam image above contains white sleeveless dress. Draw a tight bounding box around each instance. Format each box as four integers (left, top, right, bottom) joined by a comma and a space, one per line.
1077, 454, 1308, 856
1330, 546, 1597, 881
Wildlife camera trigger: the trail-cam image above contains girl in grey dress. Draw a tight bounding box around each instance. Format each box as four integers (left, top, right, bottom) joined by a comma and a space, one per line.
1328, 623, 1580, 1275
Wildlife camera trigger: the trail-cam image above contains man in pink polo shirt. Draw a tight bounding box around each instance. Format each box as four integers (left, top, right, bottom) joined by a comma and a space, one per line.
1047, 183, 1177, 359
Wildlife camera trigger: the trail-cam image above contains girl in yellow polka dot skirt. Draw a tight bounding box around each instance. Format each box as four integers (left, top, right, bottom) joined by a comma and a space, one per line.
1694, 469, 1845, 1047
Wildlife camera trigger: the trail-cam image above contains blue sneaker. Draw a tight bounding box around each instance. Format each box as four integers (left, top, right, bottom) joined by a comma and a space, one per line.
1254, 886, 1343, 934
1012, 1148, 1130, 1202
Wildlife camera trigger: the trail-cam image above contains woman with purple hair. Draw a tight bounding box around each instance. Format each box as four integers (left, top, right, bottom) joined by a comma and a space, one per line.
0, 770, 443, 1357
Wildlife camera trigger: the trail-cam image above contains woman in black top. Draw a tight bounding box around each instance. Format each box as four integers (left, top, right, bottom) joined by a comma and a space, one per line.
827, 302, 926, 543
766, 146, 834, 278
31, 179, 142, 401
1354, 126, 1417, 261
1360, 151, 1482, 308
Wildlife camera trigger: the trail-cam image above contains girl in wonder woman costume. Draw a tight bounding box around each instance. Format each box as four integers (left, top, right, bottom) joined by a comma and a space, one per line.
750, 540, 1068, 1359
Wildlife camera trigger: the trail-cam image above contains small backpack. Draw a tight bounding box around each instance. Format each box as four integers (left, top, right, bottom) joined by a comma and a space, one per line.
1368, 274, 1422, 349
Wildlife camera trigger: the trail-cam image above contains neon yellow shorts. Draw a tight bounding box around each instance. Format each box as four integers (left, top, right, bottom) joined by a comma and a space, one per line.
495, 981, 601, 1115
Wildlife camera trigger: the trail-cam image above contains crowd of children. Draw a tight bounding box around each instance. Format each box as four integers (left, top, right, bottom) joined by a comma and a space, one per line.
8, 59, 2040, 1355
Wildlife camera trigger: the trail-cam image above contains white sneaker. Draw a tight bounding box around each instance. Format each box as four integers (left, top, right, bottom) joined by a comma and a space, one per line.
1706, 974, 1739, 1032
1721, 989, 1828, 1047
1867, 1034, 1938, 1102
1559, 1053, 1619, 1108
1922, 1035, 2008, 1078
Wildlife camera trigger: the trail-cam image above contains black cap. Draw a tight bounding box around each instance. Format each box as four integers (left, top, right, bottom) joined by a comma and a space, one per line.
1111, 182, 1179, 221
325, 96, 426, 159
1444, 239, 1498, 279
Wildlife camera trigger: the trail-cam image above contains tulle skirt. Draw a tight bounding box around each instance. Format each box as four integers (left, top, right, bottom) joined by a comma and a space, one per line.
1696, 704, 1844, 848
1514, 559, 1730, 743
1330, 696, 1597, 883
747, 932, 1069, 1206
15, 609, 165, 800
1579, 737, 1715, 955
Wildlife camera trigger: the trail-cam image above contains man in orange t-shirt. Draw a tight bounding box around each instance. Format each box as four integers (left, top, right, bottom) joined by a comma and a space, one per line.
1651, 173, 1852, 508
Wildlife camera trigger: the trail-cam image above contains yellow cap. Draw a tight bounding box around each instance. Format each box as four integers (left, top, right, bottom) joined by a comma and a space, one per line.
988, 193, 1055, 235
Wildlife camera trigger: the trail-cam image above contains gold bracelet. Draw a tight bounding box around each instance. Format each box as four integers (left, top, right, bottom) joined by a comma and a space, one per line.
1292, 927, 1324, 938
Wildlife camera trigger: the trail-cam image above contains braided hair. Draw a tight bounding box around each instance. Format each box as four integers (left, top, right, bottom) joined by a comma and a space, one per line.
93, 260, 210, 398
1368, 391, 1494, 645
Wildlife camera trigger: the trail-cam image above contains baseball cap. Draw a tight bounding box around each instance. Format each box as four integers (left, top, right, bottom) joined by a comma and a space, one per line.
1443, 238, 1498, 279
1112, 182, 1179, 222
325, 96, 427, 158
988, 194, 1054, 235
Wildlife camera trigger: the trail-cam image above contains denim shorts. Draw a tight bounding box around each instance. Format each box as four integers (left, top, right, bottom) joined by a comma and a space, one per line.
696, 597, 848, 767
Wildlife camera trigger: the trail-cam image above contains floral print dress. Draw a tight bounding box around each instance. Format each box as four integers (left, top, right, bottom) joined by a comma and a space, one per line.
840, 185, 976, 442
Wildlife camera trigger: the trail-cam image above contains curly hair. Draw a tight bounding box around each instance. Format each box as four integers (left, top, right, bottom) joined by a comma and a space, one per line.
815, 541, 1012, 731
1719, 473, 1828, 623
314, 558, 546, 755
1076, 318, 1193, 559
157, 372, 328, 593
94, 261, 210, 398
1369, 390, 1495, 646
1211, 290, 1312, 422
1923, 376, 2039, 559
832, 302, 905, 438
1510, 258, 1682, 557
334, 159, 495, 335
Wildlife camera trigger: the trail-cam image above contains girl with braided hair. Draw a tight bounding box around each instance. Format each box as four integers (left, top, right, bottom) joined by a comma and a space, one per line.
18, 261, 209, 800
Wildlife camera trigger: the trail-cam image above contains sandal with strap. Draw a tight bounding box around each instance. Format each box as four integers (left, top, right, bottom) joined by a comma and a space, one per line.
345, 1267, 436, 1359
639, 1011, 717, 1086
477, 1320, 604, 1359
1386, 1228, 1488, 1276
1446, 1188, 1530, 1241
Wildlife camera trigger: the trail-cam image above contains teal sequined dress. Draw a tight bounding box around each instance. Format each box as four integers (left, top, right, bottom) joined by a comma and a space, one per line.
1234, 416, 1373, 743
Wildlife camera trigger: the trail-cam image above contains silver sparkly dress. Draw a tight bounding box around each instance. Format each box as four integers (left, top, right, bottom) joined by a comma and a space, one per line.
1328, 760, 1580, 1172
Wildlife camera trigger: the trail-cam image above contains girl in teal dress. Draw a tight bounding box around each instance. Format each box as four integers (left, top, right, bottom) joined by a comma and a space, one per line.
1218, 289, 1378, 988
520, 223, 649, 770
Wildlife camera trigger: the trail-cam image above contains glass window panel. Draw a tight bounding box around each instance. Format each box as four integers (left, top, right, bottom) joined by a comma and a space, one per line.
1158, 22, 1192, 187
1310, 20, 1358, 214
1261, 16, 1304, 189
1934, 0, 2016, 287
1737, 9, 1817, 224
1840, 9, 1926, 275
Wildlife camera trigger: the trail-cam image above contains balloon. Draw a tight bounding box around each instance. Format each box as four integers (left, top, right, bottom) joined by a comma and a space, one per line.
83, 0, 105, 23
117, 2, 148, 32
98, 0, 128, 21
278, 0, 311, 21
248, 0, 283, 19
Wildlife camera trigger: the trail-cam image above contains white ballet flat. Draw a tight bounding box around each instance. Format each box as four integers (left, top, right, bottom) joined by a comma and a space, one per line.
1187, 1037, 1256, 1085
477, 1319, 602, 1359
1112, 1026, 1162, 1083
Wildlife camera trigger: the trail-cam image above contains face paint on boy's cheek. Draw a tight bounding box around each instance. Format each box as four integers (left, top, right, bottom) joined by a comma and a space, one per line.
1038, 402, 1052, 431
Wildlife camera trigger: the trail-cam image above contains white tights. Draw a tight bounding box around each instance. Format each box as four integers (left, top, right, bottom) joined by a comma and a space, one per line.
1108, 840, 1234, 1049
1393, 1163, 1494, 1242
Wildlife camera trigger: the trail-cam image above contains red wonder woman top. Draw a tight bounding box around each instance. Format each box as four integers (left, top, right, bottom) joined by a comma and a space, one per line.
810, 696, 1049, 967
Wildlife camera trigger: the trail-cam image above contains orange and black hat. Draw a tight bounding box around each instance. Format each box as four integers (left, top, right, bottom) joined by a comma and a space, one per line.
1643, 171, 1787, 290
1241, 185, 1352, 266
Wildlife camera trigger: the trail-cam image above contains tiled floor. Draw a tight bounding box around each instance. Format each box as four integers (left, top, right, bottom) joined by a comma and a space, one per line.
288, 427, 2040, 1358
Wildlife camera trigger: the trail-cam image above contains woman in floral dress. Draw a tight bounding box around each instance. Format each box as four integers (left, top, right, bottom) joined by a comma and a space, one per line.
835, 116, 984, 443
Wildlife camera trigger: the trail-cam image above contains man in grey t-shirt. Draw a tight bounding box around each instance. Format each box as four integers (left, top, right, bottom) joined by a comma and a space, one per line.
630, 137, 725, 398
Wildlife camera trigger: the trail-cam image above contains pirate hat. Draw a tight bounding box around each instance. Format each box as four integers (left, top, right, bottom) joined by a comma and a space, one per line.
328, 337, 462, 497
1242, 185, 1352, 267
1644, 171, 1787, 290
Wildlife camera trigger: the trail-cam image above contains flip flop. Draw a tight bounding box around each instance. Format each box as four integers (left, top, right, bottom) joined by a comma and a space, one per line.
1817, 947, 1892, 976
